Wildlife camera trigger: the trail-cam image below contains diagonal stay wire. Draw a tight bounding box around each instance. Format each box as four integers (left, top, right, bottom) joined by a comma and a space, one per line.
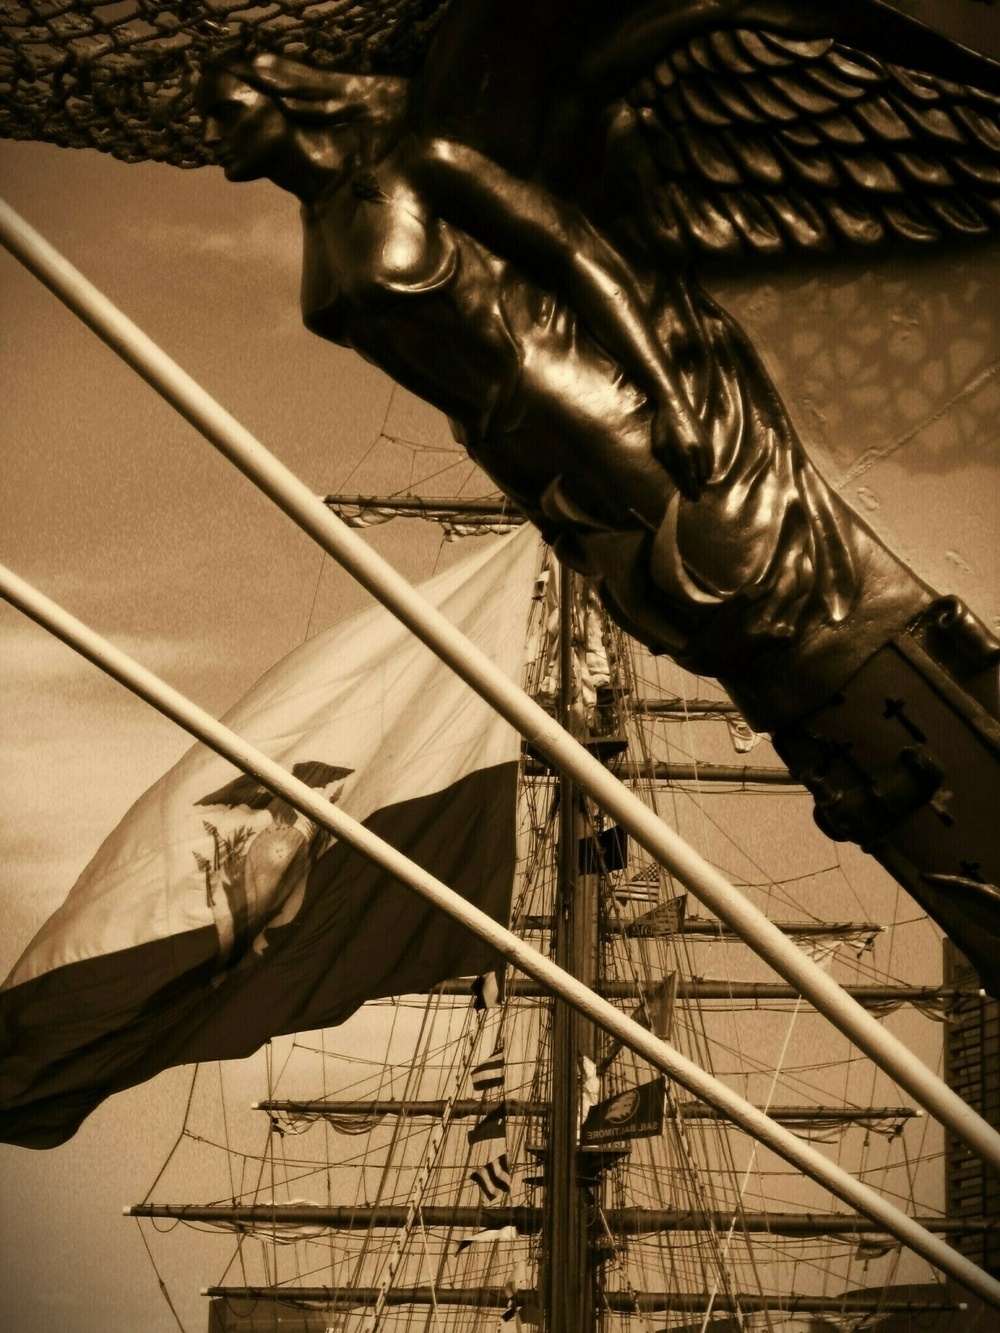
142, 1064, 200, 1203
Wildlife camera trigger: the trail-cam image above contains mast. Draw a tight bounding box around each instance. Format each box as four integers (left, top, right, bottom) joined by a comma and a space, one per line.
543, 559, 598, 1332
110, 495, 1000, 1326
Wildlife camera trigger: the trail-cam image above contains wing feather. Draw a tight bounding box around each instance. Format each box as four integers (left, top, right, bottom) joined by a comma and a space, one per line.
720, 190, 784, 252
773, 135, 841, 190
605, 21, 1000, 263
880, 198, 942, 244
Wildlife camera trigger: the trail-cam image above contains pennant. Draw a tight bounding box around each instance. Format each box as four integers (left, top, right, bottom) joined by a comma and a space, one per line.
470, 1152, 512, 1204
472, 1047, 505, 1091
599, 974, 677, 1073
468, 1103, 508, 1145
453, 1224, 518, 1255
625, 895, 687, 938
854, 1237, 900, 1262
791, 926, 880, 961
644, 972, 678, 1040
725, 713, 764, 754
472, 970, 501, 1011
580, 1077, 665, 1146
0, 529, 540, 1149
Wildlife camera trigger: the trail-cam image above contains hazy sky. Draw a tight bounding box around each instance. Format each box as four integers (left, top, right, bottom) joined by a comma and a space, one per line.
0, 135, 490, 1332
2, 11, 1000, 1325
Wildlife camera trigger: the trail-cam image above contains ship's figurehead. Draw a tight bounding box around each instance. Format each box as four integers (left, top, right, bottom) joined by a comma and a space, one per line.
197, 1, 1000, 994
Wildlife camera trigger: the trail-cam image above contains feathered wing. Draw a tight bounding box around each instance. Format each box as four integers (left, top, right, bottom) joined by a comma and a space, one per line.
602, 20, 1000, 260
418, 0, 1000, 263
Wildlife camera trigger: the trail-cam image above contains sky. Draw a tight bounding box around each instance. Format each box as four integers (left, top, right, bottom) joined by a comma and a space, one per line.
1, 8, 1000, 1327
0, 136, 491, 1332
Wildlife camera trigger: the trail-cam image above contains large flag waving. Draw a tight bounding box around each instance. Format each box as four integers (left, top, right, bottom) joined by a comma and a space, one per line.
1, 529, 539, 1148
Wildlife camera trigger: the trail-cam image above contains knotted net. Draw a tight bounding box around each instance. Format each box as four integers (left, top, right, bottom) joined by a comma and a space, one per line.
0, 0, 450, 166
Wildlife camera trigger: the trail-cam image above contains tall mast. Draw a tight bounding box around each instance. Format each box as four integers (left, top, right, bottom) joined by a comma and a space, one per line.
543, 559, 598, 1331
107, 495, 999, 1324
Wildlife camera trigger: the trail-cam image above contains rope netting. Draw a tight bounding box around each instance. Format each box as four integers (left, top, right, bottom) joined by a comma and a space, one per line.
0, 0, 451, 166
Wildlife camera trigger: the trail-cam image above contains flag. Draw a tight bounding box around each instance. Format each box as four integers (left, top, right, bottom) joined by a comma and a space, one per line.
453, 1225, 518, 1255
725, 713, 764, 754
599, 973, 677, 1073
471, 970, 500, 1010
577, 824, 628, 874
0, 529, 540, 1149
580, 1077, 666, 1146
472, 1047, 505, 1091
500, 1262, 532, 1328
854, 1237, 900, 1262
614, 861, 662, 905
468, 1103, 508, 1145
580, 1054, 601, 1121
470, 1151, 512, 1204
644, 972, 678, 1040
624, 895, 687, 938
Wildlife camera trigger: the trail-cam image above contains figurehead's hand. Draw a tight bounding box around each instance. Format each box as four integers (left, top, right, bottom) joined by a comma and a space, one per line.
651, 402, 712, 502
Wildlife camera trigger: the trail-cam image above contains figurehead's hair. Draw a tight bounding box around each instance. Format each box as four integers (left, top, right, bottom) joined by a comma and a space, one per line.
199, 48, 408, 127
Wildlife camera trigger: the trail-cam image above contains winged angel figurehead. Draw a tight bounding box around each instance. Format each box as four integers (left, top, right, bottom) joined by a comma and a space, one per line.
199, 1, 1000, 988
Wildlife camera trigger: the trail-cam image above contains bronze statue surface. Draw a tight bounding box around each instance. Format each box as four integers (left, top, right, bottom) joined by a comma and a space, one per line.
197, 0, 1000, 990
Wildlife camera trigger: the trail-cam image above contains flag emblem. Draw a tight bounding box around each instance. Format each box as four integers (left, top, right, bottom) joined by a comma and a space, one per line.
194, 761, 354, 967
580, 1077, 666, 1146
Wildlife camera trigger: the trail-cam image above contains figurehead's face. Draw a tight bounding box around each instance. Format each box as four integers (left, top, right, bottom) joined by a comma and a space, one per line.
201, 70, 290, 182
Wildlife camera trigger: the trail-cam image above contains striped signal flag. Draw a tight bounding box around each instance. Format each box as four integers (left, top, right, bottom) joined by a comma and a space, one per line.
472, 1047, 505, 1091
470, 1152, 512, 1204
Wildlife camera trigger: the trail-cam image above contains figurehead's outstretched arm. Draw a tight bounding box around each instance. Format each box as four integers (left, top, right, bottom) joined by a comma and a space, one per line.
412, 134, 713, 498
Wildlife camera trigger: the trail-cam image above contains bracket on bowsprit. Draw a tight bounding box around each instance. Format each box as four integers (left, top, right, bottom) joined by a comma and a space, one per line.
772, 597, 1000, 996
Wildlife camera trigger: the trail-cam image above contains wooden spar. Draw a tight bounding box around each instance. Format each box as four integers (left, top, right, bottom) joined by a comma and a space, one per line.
200, 1286, 970, 1315
522, 916, 884, 939
323, 494, 522, 517
522, 758, 795, 783
130, 1202, 994, 1236
5, 566, 999, 1306
2, 199, 998, 1176
252, 1099, 919, 1125
631, 697, 741, 716
431, 978, 977, 1005
201, 1285, 970, 1314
